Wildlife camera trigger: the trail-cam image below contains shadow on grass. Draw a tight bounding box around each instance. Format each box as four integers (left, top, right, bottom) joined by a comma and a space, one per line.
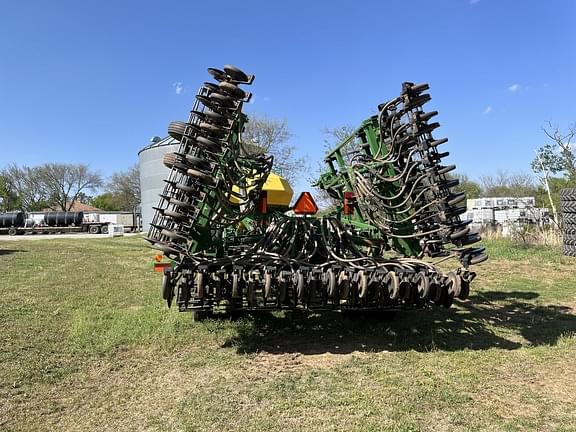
0, 248, 26, 256
223, 291, 576, 354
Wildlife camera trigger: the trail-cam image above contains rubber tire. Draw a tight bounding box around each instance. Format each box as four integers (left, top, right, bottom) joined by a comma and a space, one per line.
7, 227, 17, 236
445, 272, 461, 297
88, 225, 100, 234
356, 271, 368, 299
100, 225, 109, 235
561, 201, 576, 212
325, 268, 337, 299
415, 271, 430, 299
168, 121, 188, 141
384, 271, 400, 300
563, 213, 576, 224
560, 188, 576, 201
563, 243, 576, 257
296, 272, 305, 302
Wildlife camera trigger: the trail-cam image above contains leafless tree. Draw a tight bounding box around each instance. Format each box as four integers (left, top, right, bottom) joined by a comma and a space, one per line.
242, 116, 305, 185
480, 170, 537, 198
106, 164, 141, 211
38, 163, 102, 211
1, 164, 49, 211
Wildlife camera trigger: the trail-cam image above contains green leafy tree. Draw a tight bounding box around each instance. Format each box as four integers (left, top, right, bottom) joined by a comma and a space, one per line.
451, 173, 481, 199
531, 122, 576, 222
531, 122, 576, 180
0, 173, 21, 211
91, 192, 124, 211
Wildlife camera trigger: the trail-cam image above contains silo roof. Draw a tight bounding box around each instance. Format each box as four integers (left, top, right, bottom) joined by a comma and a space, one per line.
138, 136, 179, 155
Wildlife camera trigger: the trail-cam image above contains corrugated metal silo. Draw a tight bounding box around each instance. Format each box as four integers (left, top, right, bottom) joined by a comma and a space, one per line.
138, 136, 179, 232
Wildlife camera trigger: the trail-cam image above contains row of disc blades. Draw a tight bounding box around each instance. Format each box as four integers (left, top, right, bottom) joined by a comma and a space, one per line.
146, 65, 255, 259
354, 82, 487, 267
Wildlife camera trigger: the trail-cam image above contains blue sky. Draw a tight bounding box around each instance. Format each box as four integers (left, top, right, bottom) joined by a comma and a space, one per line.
1, 0, 574, 194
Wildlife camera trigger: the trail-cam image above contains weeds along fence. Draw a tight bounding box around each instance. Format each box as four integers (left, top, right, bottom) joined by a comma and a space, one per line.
480, 223, 563, 247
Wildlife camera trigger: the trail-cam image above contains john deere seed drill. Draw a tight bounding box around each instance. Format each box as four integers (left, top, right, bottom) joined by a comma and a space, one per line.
146, 65, 487, 317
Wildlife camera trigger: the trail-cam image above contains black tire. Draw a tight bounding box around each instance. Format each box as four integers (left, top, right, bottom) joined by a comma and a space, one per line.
415, 271, 430, 299
563, 239, 576, 246
100, 225, 109, 235
7, 227, 17, 236
88, 225, 100, 234
560, 188, 576, 201
563, 213, 576, 224
563, 243, 576, 257
560, 201, 576, 212
563, 232, 576, 241
168, 121, 188, 141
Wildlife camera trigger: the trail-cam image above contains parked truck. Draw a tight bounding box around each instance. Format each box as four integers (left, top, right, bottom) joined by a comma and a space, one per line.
0, 211, 141, 235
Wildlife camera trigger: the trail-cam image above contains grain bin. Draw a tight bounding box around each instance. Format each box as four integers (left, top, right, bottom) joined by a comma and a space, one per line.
138, 136, 180, 232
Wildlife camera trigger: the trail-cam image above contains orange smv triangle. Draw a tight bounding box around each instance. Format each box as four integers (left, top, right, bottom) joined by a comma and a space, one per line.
293, 192, 318, 215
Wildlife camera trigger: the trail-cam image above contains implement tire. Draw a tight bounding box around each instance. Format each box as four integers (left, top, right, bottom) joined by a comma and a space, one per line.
560, 201, 576, 213
560, 188, 576, 201
563, 213, 576, 224
563, 243, 576, 257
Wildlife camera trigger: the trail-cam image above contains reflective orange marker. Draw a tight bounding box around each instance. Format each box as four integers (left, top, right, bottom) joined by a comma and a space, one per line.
293, 192, 318, 215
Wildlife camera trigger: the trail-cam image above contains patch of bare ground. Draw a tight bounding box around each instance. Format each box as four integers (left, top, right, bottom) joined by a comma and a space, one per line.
246, 348, 370, 375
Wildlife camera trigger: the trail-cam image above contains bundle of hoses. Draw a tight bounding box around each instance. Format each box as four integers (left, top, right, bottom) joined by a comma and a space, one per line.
145, 65, 272, 259
352, 82, 487, 267
163, 215, 472, 311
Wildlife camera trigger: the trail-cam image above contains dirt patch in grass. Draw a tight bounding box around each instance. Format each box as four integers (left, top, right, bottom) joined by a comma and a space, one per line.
247, 349, 370, 375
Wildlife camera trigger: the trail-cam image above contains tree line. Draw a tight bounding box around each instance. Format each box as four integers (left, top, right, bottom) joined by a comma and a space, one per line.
0, 163, 140, 212
455, 123, 576, 214
1, 119, 573, 214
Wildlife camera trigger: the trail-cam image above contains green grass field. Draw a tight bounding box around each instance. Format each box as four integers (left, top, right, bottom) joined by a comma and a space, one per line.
1, 236, 575, 431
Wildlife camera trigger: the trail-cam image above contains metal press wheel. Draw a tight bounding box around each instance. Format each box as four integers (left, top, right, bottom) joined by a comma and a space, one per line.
264, 272, 272, 300
295, 271, 305, 302
325, 268, 337, 299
